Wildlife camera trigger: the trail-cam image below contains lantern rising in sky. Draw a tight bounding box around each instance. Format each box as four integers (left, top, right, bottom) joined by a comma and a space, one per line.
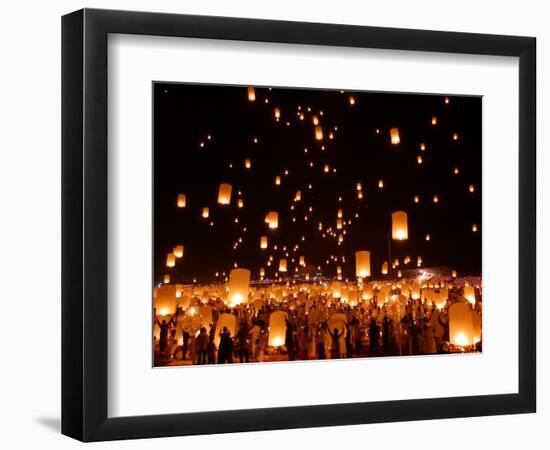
267, 211, 279, 229
227, 268, 251, 306
166, 253, 176, 268
391, 210, 408, 240
176, 193, 186, 208
355, 250, 371, 278
315, 126, 323, 141
217, 183, 232, 205
390, 127, 400, 145
247, 86, 256, 102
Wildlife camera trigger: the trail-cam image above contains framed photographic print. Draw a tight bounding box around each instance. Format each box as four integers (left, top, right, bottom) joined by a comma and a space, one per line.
62, 8, 536, 442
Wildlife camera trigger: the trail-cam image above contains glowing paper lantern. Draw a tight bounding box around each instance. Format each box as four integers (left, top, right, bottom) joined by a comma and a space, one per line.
278, 259, 287, 272
268, 311, 288, 347
355, 250, 371, 278
260, 236, 268, 249
295, 191, 302, 201
315, 126, 323, 141
349, 96, 356, 105
227, 268, 251, 306
391, 211, 408, 240
217, 183, 232, 205
163, 274, 170, 284
267, 211, 279, 229
331, 281, 342, 298
247, 86, 256, 102
202, 207, 209, 219
336, 218, 343, 229
275, 176, 281, 186
244, 159, 251, 169
299, 256, 305, 266
449, 303, 475, 346
378, 179, 384, 189
274, 107, 281, 119
312, 115, 319, 126
463, 285, 476, 305
166, 253, 176, 268
173, 245, 184, 258
390, 127, 400, 145
431, 115, 438, 125
472, 224, 478, 233
417, 256, 423, 267
381, 261, 389, 275
154, 285, 178, 317
177, 193, 186, 208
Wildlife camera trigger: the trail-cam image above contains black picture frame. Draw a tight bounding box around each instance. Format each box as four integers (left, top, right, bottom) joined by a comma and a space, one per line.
62, 8, 536, 442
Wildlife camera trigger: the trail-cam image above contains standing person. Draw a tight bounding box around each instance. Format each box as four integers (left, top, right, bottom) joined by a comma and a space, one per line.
218, 326, 233, 364
329, 327, 344, 359
345, 324, 354, 358
195, 327, 209, 364
285, 317, 296, 361
236, 322, 250, 363
298, 325, 310, 360
316, 323, 326, 360
369, 318, 379, 357
155, 318, 170, 355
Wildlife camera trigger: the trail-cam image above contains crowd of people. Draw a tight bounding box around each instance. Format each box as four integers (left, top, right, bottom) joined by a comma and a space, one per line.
154, 279, 482, 366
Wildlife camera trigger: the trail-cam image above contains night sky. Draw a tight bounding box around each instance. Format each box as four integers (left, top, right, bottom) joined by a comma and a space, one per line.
153, 83, 481, 285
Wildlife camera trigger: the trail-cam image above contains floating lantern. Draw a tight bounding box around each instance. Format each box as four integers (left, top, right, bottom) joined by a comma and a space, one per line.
454, 167, 460, 175
166, 253, 176, 268
431, 115, 438, 125
154, 285, 178, 317
390, 128, 400, 145
356, 182, 362, 191
244, 159, 251, 169
381, 261, 389, 275
267, 211, 279, 229
312, 115, 319, 126
417, 155, 423, 164
217, 183, 232, 205
274, 176, 281, 186
274, 107, 281, 119
163, 274, 170, 284
357, 191, 363, 199
378, 179, 384, 189
433, 195, 439, 203
425, 234, 431, 241
173, 245, 184, 258
420, 142, 426, 151
260, 268, 265, 278
278, 259, 287, 272
336, 218, 343, 230
260, 236, 268, 249
176, 193, 186, 208
472, 224, 478, 233
463, 285, 476, 305
453, 132, 459, 141
331, 281, 342, 298
268, 311, 288, 347
355, 250, 371, 278
315, 126, 323, 141
295, 191, 302, 201
202, 207, 209, 219
449, 303, 475, 346
227, 268, 251, 306
299, 256, 305, 266
349, 96, 356, 105
237, 198, 244, 208
391, 210, 408, 240
414, 195, 420, 204
452, 270, 457, 278
444, 96, 450, 104
469, 184, 476, 193
247, 86, 256, 102
397, 270, 402, 278
417, 256, 423, 267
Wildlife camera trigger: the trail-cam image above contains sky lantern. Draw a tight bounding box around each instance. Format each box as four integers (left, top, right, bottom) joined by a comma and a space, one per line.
278, 258, 287, 272
176, 193, 186, 208
469, 184, 476, 193
378, 179, 384, 189
420, 142, 426, 151
274, 107, 281, 119
267, 211, 279, 229
244, 159, 252, 169
166, 253, 176, 268
449, 303, 475, 347
356, 182, 362, 191
237, 198, 244, 208
163, 274, 170, 284
349, 96, 356, 105
275, 176, 281, 186
154, 285, 178, 317
315, 126, 323, 141
260, 236, 268, 249
355, 250, 371, 278
391, 210, 408, 240
431, 115, 438, 125
331, 281, 342, 298
259, 268, 265, 278
299, 256, 305, 266
472, 224, 478, 233
247, 86, 256, 102
425, 234, 431, 241
417, 256, 423, 267
381, 261, 389, 275
452, 270, 457, 278
417, 155, 423, 164
312, 115, 319, 126
173, 245, 184, 258
268, 311, 288, 347
217, 183, 232, 205
336, 218, 343, 229
295, 190, 301, 201
414, 195, 420, 203
202, 207, 209, 219
453, 132, 459, 141
390, 127, 400, 145
463, 285, 476, 305
227, 268, 251, 306
337, 208, 343, 219
433, 195, 439, 203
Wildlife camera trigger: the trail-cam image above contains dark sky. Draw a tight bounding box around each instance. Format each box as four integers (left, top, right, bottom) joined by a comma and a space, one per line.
153, 83, 481, 284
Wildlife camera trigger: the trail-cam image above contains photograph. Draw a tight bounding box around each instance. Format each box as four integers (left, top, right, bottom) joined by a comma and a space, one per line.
152, 83, 482, 367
